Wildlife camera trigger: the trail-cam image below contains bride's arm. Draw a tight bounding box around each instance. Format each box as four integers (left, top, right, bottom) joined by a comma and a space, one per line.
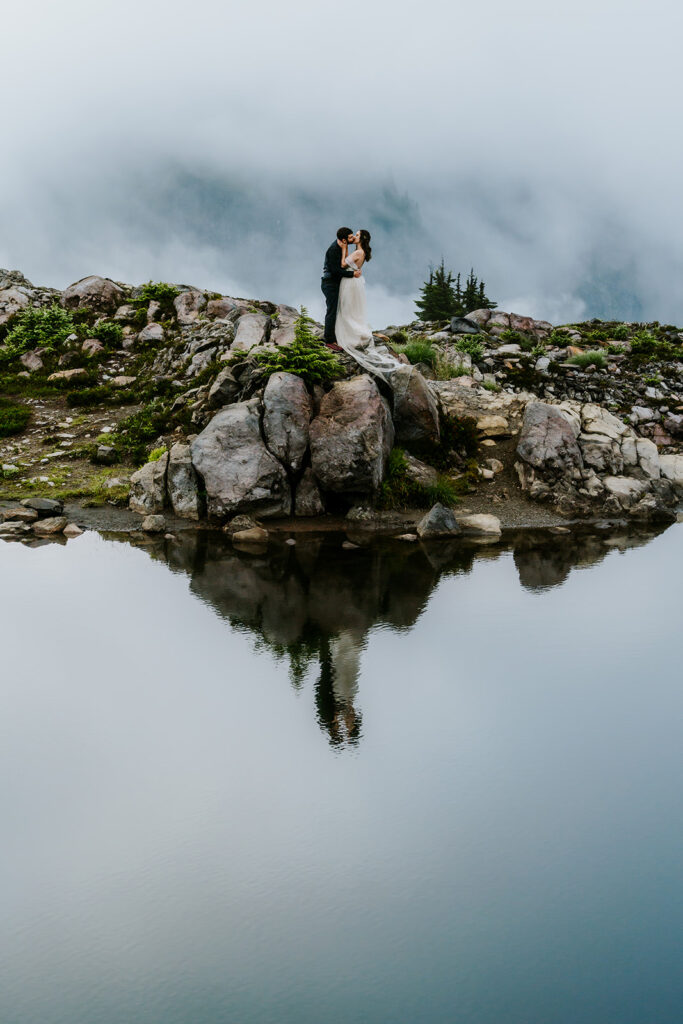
340, 240, 348, 269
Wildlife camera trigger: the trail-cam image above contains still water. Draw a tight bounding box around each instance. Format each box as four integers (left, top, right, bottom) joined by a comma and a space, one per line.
1, 524, 682, 1023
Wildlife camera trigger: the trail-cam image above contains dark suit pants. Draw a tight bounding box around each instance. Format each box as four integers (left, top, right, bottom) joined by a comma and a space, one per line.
321, 278, 340, 344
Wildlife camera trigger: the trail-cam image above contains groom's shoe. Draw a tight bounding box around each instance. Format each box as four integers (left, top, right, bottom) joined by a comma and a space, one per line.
324, 341, 343, 352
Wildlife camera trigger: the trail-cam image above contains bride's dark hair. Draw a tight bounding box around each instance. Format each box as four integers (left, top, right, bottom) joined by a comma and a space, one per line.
359, 229, 372, 262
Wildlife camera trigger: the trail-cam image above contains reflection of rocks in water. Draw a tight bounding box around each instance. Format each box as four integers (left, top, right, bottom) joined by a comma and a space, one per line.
512, 524, 668, 592
118, 521, 672, 743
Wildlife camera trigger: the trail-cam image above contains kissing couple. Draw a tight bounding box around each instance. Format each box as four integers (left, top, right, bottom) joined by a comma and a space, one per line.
320, 227, 401, 383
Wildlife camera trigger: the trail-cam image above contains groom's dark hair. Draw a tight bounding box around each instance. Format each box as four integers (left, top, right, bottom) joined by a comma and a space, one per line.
337, 226, 353, 241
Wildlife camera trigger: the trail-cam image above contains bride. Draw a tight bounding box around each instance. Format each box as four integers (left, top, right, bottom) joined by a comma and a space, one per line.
335, 229, 403, 383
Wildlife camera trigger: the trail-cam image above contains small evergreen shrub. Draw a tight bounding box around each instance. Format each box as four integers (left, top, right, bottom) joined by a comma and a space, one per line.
611, 323, 630, 340
84, 320, 124, 348
630, 331, 678, 360
131, 281, 181, 321
0, 304, 75, 364
110, 399, 173, 464
255, 307, 343, 386
0, 399, 30, 437
454, 335, 484, 361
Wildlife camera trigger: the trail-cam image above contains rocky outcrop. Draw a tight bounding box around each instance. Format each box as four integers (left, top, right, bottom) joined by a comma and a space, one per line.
62, 275, 124, 312
190, 399, 291, 519
262, 372, 312, 473
309, 375, 394, 495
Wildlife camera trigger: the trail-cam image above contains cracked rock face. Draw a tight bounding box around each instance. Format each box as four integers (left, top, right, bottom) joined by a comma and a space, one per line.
309, 375, 394, 495
168, 443, 201, 520
190, 399, 290, 519
517, 401, 583, 473
262, 372, 312, 473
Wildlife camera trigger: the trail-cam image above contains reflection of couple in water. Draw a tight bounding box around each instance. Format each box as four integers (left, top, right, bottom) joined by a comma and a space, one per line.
315, 631, 363, 748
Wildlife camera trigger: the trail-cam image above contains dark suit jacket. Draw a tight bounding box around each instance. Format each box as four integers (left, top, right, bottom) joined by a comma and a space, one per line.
322, 240, 355, 282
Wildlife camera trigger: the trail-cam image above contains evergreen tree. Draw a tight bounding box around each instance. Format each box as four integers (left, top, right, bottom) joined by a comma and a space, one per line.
416, 262, 496, 321
415, 260, 459, 321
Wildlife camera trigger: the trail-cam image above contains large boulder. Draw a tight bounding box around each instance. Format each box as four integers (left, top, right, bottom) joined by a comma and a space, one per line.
232, 312, 268, 351
190, 399, 291, 519
660, 453, 683, 492
263, 372, 312, 473
129, 453, 168, 514
62, 275, 125, 312
167, 442, 201, 519
309, 375, 394, 495
137, 322, 165, 346
391, 365, 440, 444
517, 401, 583, 473
174, 290, 206, 325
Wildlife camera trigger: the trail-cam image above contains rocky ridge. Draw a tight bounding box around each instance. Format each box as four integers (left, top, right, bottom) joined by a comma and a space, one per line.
2, 270, 683, 545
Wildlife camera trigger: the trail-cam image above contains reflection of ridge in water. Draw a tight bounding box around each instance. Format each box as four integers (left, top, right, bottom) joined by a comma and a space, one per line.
117, 523, 670, 746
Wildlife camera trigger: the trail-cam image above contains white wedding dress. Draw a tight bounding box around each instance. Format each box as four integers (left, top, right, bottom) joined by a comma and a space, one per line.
335, 252, 403, 383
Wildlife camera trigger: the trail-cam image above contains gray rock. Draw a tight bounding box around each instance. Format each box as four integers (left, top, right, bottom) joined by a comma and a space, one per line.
167, 442, 200, 519
403, 452, 438, 488
1, 507, 38, 523
20, 349, 44, 372
294, 467, 325, 517
458, 513, 502, 536
206, 297, 239, 318
22, 497, 64, 516
232, 526, 269, 545
33, 516, 68, 537
47, 368, 90, 384
450, 316, 481, 335
129, 452, 168, 514
208, 367, 240, 408
82, 338, 105, 358
223, 514, 259, 535
137, 322, 165, 346
232, 312, 268, 351
62, 275, 124, 312
263, 372, 312, 473
63, 523, 84, 538
190, 399, 291, 519
417, 503, 461, 538
96, 445, 117, 465
309, 375, 394, 495
141, 514, 165, 533
174, 290, 206, 325
391, 365, 440, 444
517, 401, 583, 473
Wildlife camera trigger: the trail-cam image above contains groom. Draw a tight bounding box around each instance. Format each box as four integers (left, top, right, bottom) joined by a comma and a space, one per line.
321, 227, 361, 350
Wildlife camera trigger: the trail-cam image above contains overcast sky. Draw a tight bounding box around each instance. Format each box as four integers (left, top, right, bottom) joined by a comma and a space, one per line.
2, 0, 682, 326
